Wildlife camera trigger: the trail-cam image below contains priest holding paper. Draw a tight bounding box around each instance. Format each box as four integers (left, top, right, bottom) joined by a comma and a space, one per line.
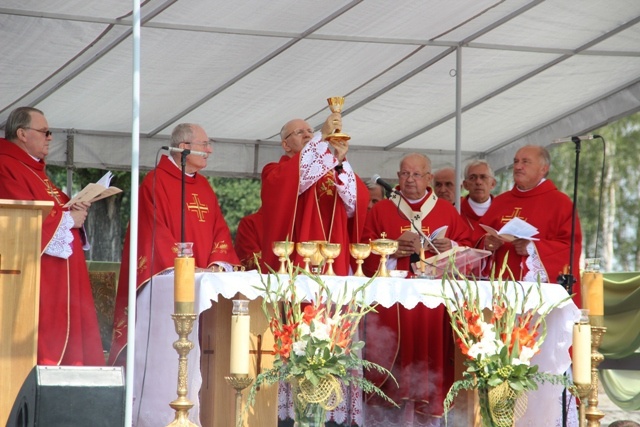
480, 145, 582, 306
0, 106, 104, 366
361, 153, 472, 424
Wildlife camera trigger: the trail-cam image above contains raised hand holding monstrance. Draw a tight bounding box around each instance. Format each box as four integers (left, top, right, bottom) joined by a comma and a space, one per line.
325, 97, 351, 145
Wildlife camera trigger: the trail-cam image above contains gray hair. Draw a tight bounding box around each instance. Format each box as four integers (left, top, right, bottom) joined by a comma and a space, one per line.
5, 106, 44, 140
170, 123, 196, 147
463, 159, 495, 180
400, 153, 432, 172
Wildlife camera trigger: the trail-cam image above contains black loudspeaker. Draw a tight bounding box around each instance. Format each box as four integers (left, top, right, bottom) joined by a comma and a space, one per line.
6, 366, 125, 427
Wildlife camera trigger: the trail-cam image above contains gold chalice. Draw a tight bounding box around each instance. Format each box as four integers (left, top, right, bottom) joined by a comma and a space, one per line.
349, 243, 372, 277
309, 240, 327, 274
370, 232, 398, 277
326, 96, 351, 144
296, 241, 319, 273
273, 241, 294, 274
319, 242, 341, 276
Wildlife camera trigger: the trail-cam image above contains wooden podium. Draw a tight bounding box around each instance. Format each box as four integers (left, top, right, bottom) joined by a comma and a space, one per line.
198, 295, 278, 427
0, 199, 53, 425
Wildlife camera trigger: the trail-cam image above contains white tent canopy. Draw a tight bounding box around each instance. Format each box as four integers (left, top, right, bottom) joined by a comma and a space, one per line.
2, 0, 640, 180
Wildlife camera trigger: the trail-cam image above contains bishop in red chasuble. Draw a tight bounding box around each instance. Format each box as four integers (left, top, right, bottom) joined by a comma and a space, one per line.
261, 115, 368, 276
361, 153, 473, 424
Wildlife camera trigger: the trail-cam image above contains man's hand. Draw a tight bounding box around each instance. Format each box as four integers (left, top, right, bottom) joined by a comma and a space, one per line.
512, 238, 532, 256
321, 112, 342, 140
484, 234, 503, 251
394, 231, 420, 258
69, 201, 91, 228
431, 237, 452, 253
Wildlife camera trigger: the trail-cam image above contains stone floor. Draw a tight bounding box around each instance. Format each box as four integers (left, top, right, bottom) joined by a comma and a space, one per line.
597, 383, 640, 426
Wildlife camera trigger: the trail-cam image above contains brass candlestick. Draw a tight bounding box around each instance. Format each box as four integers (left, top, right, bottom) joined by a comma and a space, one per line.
166, 313, 198, 427
573, 383, 593, 427
585, 325, 607, 427
225, 375, 254, 427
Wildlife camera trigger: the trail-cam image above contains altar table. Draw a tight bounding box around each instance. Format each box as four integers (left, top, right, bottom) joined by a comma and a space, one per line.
131, 271, 580, 427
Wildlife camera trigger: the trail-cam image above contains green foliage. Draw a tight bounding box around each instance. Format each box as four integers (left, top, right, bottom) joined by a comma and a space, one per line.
208, 177, 261, 239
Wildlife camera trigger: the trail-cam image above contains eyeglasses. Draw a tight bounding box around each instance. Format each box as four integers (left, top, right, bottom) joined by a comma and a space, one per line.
398, 171, 429, 180
23, 127, 52, 137
466, 174, 494, 181
184, 141, 212, 149
284, 128, 314, 139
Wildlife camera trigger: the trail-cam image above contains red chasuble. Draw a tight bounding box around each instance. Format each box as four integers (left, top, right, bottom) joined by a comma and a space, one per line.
361, 189, 473, 417
479, 179, 582, 306
459, 194, 493, 246
108, 155, 239, 366
0, 138, 104, 366
261, 151, 369, 276
235, 209, 263, 270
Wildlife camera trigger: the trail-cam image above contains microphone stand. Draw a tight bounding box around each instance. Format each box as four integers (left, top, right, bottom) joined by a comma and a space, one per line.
180, 150, 191, 243
556, 138, 581, 427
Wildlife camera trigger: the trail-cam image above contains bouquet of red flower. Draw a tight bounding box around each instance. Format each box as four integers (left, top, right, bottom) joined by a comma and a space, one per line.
246, 261, 395, 425
441, 261, 573, 427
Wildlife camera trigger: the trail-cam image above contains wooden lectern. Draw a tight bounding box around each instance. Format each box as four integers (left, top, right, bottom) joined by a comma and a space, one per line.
0, 199, 53, 425
199, 295, 277, 427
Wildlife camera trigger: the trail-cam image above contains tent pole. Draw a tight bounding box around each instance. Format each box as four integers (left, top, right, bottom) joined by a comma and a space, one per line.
125, 0, 141, 426
454, 45, 463, 212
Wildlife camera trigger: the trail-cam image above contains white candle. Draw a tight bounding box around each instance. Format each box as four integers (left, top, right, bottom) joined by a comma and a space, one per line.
230, 300, 250, 375
572, 319, 591, 385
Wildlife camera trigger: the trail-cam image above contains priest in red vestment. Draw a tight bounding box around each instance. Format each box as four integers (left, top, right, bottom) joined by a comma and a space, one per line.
459, 159, 497, 246
361, 153, 473, 425
261, 113, 369, 276
0, 107, 104, 366
480, 145, 582, 306
108, 123, 239, 366
235, 208, 263, 270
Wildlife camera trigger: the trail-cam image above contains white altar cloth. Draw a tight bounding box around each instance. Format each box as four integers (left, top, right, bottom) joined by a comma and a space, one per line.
131, 271, 580, 427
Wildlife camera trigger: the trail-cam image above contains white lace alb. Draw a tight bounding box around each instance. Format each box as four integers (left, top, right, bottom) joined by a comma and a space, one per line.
43, 212, 74, 259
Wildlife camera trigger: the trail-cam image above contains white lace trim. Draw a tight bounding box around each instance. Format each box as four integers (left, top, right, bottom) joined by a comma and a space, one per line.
44, 212, 74, 259
524, 242, 548, 283
298, 132, 338, 195
334, 161, 357, 218
277, 374, 364, 425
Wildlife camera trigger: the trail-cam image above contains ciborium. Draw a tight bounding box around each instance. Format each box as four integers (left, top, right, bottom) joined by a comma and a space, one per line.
296, 241, 319, 273
326, 97, 351, 144
309, 240, 327, 274
273, 241, 294, 274
349, 243, 371, 277
370, 232, 398, 277
319, 242, 341, 276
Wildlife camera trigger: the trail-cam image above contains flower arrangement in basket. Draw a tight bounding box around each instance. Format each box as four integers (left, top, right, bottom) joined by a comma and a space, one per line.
246, 260, 396, 426
441, 261, 574, 427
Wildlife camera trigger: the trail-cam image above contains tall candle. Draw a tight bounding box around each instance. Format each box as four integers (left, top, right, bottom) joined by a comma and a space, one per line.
174, 244, 195, 314
581, 258, 604, 317
230, 300, 250, 375
572, 310, 591, 385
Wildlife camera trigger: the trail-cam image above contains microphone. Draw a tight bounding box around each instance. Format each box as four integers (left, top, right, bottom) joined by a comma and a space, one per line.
553, 134, 598, 144
372, 174, 400, 195
161, 146, 207, 157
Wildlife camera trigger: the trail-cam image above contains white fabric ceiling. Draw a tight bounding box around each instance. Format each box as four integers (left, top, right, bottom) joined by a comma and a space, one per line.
2, 0, 640, 180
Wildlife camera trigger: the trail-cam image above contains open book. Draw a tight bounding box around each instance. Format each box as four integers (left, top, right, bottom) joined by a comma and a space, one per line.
479, 217, 539, 242
425, 225, 447, 243
64, 171, 123, 207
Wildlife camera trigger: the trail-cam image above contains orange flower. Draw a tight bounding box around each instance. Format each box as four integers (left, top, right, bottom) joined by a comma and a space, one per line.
492, 304, 506, 321
302, 304, 319, 325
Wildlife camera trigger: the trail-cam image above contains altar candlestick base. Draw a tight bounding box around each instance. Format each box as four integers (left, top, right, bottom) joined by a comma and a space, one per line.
225, 375, 254, 427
